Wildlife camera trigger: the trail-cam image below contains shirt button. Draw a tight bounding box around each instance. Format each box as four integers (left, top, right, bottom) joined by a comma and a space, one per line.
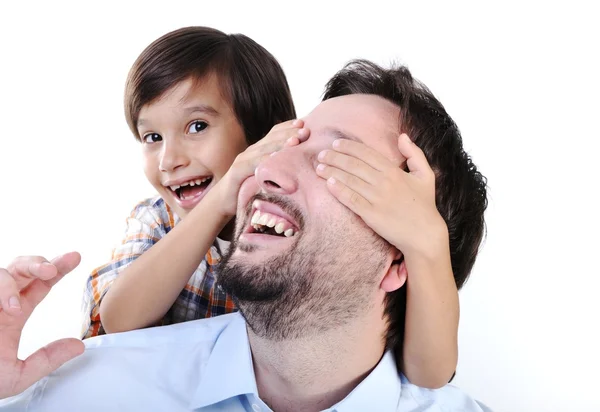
252, 403, 261, 412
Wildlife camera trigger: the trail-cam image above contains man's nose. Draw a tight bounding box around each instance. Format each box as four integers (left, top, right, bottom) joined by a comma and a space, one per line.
159, 138, 190, 172
254, 150, 301, 195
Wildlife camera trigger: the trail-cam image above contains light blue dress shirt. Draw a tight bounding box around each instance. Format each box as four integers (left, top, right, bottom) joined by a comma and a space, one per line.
0, 313, 491, 411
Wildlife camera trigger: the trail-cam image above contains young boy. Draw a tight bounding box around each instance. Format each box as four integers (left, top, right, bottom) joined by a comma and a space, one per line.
80, 26, 458, 388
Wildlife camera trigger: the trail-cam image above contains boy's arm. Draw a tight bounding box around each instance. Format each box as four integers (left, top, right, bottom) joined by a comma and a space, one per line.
99, 120, 308, 334
401, 226, 458, 387
99, 191, 230, 334
315, 133, 458, 388
81, 198, 167, 338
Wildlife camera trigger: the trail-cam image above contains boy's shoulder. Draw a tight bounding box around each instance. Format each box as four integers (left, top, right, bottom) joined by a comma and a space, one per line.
128, 195, 179, 229
132, 195, 169, 214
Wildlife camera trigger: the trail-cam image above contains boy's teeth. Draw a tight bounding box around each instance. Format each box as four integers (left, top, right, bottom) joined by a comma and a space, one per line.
284, 228, 294, 237
251, 210, 261, 225
258, 214, 269, 226
275, 222, 285, 234
266, 218, 276, 228
169, 177, 211, 191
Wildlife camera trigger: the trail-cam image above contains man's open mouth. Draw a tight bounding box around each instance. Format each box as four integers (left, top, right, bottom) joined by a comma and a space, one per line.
168, 177, 212, 200
249, 210, 297, 237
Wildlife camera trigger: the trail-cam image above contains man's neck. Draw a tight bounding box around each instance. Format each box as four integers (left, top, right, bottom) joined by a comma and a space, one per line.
248, 310, 387, 412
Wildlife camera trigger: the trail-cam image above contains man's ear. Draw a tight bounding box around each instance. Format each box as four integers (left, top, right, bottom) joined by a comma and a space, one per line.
380, 250, 408, 292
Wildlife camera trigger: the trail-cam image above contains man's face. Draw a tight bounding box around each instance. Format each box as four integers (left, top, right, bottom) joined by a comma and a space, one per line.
219, 94, 403, 340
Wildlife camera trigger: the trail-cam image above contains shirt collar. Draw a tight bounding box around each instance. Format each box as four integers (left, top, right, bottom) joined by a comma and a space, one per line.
329, 350, 402, 412
189, 313, 258, 409
189, 315, 402, 412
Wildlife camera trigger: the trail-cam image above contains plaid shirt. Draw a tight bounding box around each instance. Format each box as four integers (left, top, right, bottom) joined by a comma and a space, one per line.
80, 196, 237, 339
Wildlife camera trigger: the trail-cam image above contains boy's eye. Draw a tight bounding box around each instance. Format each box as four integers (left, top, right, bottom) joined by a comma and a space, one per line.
143, 133, 162, 144
188, 120, 208, 134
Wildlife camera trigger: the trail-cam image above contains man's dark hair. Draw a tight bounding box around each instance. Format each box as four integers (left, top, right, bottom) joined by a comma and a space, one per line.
323, 59, 488, 356
125, 26, 296, 144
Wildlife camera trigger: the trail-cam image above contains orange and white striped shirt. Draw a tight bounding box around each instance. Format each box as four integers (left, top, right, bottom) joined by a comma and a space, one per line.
80, 196, 237, 339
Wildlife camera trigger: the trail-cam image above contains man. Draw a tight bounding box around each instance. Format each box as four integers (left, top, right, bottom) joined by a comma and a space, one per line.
0, 60, 489, 411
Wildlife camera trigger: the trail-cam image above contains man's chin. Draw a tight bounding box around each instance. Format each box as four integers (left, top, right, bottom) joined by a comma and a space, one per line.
228, 245, 280, 268
235, 232, 297, 256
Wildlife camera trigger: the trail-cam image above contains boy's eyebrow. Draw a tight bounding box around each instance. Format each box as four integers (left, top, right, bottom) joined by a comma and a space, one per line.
137, 104, 219, 128
183, 105, 220, 117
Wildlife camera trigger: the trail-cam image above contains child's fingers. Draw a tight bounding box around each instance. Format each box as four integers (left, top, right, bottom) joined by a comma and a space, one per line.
269, 119, 302, 132
285, 127, 310, 147
264, 120, 306, 142
254, 138, 295, 158
316, 164, 376, 202
325, 176, 371, 217
331, 138, 395, 172
397, 134, 435, 180
317, 149, 378, 185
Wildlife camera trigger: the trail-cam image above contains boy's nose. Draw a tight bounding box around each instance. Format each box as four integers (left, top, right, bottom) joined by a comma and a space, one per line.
159, 139, 190, 172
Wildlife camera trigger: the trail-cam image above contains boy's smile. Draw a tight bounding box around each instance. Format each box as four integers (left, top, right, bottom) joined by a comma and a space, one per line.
163, 174, 214, 210
137, 75, 247, 218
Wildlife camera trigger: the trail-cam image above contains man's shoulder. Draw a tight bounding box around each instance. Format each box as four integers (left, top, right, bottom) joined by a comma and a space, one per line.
0, 314, 244, 411
84, 312, 239, 351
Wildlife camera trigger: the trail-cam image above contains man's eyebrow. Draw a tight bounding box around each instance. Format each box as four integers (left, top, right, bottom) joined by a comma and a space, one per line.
137, 104, 219, 128
324, 128, 362, 143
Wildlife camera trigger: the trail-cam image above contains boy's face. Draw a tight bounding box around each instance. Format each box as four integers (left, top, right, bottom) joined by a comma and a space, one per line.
137, 75, 247, 218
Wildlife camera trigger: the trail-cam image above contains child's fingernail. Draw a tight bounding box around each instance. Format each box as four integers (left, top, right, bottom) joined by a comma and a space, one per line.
318, 150, 327, 160
316, 164, 326, 172
292, 119, 301, 126
332, 139, 341, 148
327, 177, 336, 185
9, 296, 21, 310
270, 151, 278, 157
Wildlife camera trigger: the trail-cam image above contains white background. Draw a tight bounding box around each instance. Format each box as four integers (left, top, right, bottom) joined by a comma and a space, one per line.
0, 2, 598, 411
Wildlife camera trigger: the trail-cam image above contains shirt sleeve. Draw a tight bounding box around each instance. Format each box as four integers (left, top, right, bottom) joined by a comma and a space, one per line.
0, 380, 39, 410
80, 198, 173, 339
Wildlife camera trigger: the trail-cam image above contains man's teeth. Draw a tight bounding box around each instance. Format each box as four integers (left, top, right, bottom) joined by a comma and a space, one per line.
169, 177, 211, 191
250, 210, 296, 237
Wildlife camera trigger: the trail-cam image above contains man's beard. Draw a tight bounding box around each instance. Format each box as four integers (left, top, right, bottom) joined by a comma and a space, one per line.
218, 196, 387, 341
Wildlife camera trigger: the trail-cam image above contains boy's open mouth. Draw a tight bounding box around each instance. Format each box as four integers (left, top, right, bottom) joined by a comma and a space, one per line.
168, 176, 212, 200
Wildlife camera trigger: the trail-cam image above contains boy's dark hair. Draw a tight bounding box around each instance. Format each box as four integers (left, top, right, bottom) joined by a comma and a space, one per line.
323, 60, 488, 354
125, 26, 296, 144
